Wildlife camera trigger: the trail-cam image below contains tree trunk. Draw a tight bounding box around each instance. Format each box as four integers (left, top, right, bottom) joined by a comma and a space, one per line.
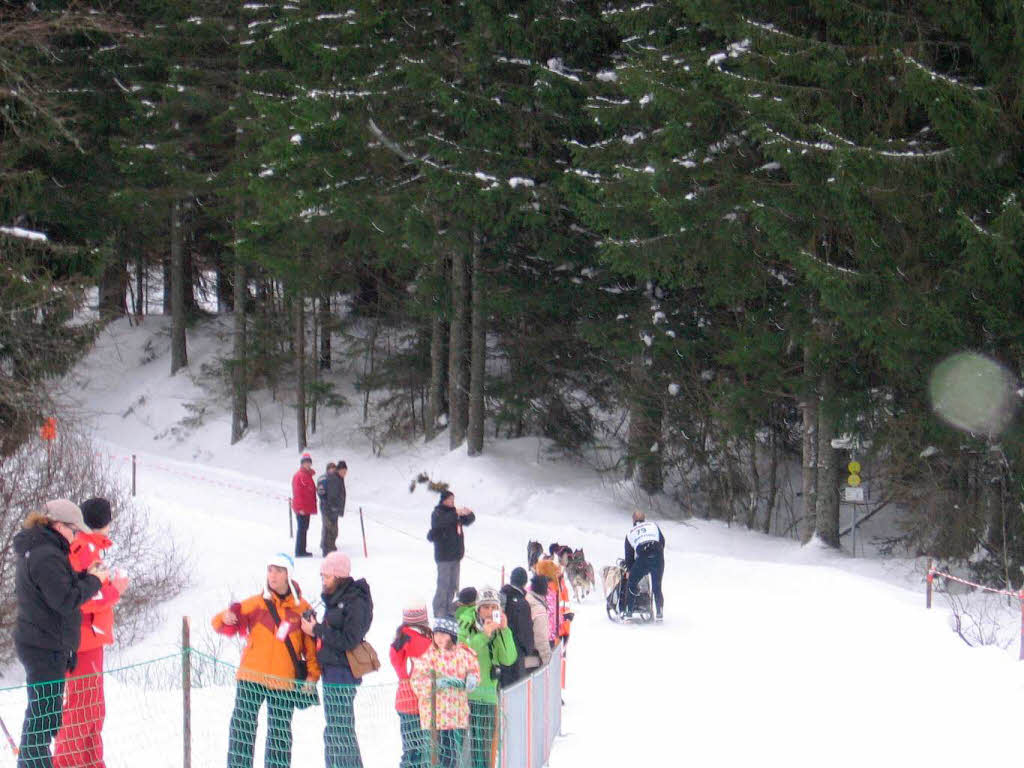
763, 422, 780, 536
626, 353, 663, 494
467, 234, 485, 456
162, 255, 172, 314
183, 239, 197, 314
426, 315, 445, 441
448, 247, 468, 449
216, 255, 234, 313
426, 253, 446, 441
310, 309, 318, 434
98, 252, 127, 320
319, 293, 332, 370
746, 433, 760, 530
230, 256, 248, 444
814, 373, 840, 547
799, 347, 818, 544
170, 199, 188, 375
134, 252, 145, 317
295, 295, 307, 451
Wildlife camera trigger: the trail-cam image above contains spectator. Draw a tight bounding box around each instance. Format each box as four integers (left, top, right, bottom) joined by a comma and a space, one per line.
427, 491, 475, 619
533, 560, 560, 647
301, 552, 373, 768
318, 461, 346, 556
461, 587, 517, 768
291, 453, 317, 558
389, 601, 432, 768
53, 497, 129, 768
497, 569, 533, 686
525, 576, 552, 671
534, 559, 572, 648
213, 553, 320, 768
453, 587, 478, 641
410, 617, 480, 768
316, 463, 336, 515
14, 500, 106, 768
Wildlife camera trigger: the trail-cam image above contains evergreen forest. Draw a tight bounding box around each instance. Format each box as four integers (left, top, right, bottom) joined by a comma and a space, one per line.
3, 1, 1023, 584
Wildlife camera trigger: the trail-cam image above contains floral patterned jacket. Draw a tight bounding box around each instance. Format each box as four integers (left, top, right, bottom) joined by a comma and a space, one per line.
410, 642, 481, 730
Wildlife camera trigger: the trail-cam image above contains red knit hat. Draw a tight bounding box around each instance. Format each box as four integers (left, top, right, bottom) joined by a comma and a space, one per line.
402, 600, 428, 625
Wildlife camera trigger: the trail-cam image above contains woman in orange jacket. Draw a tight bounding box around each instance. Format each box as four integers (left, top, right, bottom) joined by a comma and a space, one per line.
53, 498, 128, 768
535, 558, 573, 646
213, 554, 320, 768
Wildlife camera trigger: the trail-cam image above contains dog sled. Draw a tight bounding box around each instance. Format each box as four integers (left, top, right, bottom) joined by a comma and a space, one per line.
602, 559, 655, 624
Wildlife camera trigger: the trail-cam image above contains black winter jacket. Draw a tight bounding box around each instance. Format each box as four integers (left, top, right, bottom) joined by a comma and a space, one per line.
317, 473, 346, 517
498, 584, 533, 684
14, 524, 102, 653
314, 577, 373, 670
426, 504, 475, 563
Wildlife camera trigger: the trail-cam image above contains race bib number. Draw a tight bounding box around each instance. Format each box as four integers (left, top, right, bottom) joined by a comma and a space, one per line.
628, 523, 660, 549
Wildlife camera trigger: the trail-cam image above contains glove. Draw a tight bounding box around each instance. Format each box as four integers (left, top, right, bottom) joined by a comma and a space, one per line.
465, 673, 479, 692
564, 612, 574, 622
437, 676, 465, 690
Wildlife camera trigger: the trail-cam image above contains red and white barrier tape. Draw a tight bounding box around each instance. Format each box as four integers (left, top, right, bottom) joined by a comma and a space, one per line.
928, 568, 1023, 599
93, 450, 288, 502
93, 448, 504, 577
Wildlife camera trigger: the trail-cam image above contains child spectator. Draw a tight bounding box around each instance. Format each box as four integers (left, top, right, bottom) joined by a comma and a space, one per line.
460, 587, 517, 768
410, 617, 480, 768
390, 601, 433, 768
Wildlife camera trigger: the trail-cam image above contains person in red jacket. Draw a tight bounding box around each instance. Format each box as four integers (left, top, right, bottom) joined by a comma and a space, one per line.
389, 601, 433, 768
291, 453, 317, 558
53, 498, 129, 768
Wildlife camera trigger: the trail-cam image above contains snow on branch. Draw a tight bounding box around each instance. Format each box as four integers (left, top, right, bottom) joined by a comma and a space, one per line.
368, 119, 539, 192
799, 249, 859, 276
898, 51, 986, 92
602, 3, 655, 16
596, 232, 680, 248
762, 125, 951, 159
0, 226, 48, 242
743, 18, 802, 42
543, 58, 581, 83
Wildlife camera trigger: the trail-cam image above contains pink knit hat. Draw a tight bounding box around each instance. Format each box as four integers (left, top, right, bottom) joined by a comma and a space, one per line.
321, 551, 351, 579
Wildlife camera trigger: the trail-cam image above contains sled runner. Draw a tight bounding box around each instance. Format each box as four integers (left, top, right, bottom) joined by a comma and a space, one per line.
602, 559, 654, 624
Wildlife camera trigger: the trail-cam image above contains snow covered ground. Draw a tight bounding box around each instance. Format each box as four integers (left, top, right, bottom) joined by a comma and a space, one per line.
5, 317, 1021, 766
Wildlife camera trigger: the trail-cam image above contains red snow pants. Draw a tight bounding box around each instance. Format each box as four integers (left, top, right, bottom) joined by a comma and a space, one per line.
52, 646, 106, 768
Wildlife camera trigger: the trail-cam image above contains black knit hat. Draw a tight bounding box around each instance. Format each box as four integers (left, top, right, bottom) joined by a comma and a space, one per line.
457, 587, 477, 606
80, 497, 112, 530
510, 567, 528, 589
530, 574, 548, 595
337, 460, 347, 469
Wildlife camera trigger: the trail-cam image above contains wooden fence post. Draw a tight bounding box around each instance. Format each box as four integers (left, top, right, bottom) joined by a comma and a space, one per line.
182, 616, 192, 768
1018, 592, 1024, 661
430, 670, 438, 767
288, 499, 293, 539
131, 454, 137, 497
360, 507, 368, 558
926, 558, 933, 609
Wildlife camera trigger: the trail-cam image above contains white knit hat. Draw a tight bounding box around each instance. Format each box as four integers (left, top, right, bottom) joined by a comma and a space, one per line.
265, 552, 297, 600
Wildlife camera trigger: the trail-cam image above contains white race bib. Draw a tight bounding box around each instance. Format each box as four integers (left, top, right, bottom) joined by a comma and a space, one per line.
627, 523, 660, 550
